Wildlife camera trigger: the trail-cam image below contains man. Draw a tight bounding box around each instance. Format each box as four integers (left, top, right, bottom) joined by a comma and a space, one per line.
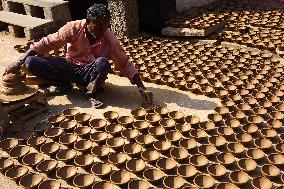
4, 4, 153, 108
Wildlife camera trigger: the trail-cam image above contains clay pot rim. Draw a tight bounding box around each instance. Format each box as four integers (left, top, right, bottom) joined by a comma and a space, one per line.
170, 147, 189, 160
90, 131, 108, 142
153, 140, 172, 151
74, 126, 91, 135
73, 174, 95, 188
207, 163, 227, 177
229, 171, 250, 185
145, 113, 162, 123
91, 145, 110, 157
156, 158, 178, 170
108, 152, 127, 165
40, 142, 61, 154
56, 149, 78, 161
19, 173, 44, 188
110, 170, 131, 185
103, 110, 119, 120
74, 154, 94, 167
193, 174, 216, 188
5, 165, 29, 179
216, 152, 236, 164
143, 168, 164, 181
9, 145, 30, 158
245, 148, 265, 160
38, 180, 61, 189
106, 137, 125, 148
117, 116, 135, 125
59, 133, 78, 144
261, 164, 281, 177
141, 149, 161, 162
237, 158, 257, 172
135, 134, 155, 145
91, 162, 112, 175
177, 164, 198, 178
35, 159, 58, 173
55, 165, 78, 179
267, 153, 284, 165
126, 158, 146, 172
251, 177, 273, 189
133, 120, 151, 130
123, 143, 142, 154
22, 152, 44, 166
89, 119, 109, 129
198, 144, 218, 156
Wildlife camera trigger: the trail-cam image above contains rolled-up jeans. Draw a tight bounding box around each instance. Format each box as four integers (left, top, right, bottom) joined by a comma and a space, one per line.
24, 56, 111, 94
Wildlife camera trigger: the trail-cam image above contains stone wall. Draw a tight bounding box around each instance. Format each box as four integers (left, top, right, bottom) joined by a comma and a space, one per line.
176, 0, 216, 14
108, 0, 139, 38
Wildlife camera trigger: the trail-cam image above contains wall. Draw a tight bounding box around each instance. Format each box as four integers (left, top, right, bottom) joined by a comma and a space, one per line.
176, 0, 216, 14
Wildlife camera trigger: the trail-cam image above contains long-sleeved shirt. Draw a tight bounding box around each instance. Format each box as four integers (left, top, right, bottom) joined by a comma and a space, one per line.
30, 19, 138, 81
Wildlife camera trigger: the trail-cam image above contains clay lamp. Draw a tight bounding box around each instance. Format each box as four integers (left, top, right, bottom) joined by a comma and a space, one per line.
194, 174, 216, 189
143, 168, 164, 183
275, 142, 284, 154
198, 144, 218, 157
175, 123, 191, 134
56, 149, 77, 162
36, 159, 58, 174
267, 153, 284, 166
168, 111, 185, 123
133, 121, 151, 132
154, 106, 170, 117
74, 113, 91, 125
237, 158, 257, 172
208, 135, 227, 148
163, 176, 187, 189
106, 137, 125, 149
48, 114, 65, 126
189, 154, 209, 168
89, 119, 108, 130
207, 163, 227, 178
145, 113, 161, 125
153, 140, 172, 152
235, 133, 253, 145
121, 129, 140, 141
126, 158, 146, 173
108, 152, 127, 166
226, 119, 241, 129
159, 118, 176, 129
148, 126, 165, 139
59, 120, 78, 131
62, 108, 79, 119
110, 170, 131, 185
141, 149, 160, 163
170, 147, 189, 161
74, 139, 93, 152
215, 183, 240, 189
73, 174, 95, 188
135, 134, 155, 146
128, 179, 150, 189
74, 154, 94, 168
261, 164, 281, 178
217, 152, 236, 166
38, 180, 61, 189
123, 143, 142, 156
104, 111, 119, 123
19, 173, 44, 188
246, 148, 265, 162
92, 181, 120, 189
74, 126, 91, 138
241, 124, 259, 136
90, 131, 108, 144
40, 142, 61, 156
27, 136, 47, 149
232, 111, 247, 123
260, 128, 278, 141
270, 111, 284, 120
217, 127, 234, 139
59, 133, 78, 146
229, 171, 250, 186
5, 165, 29, 181
227, 142, 245, 156
254, 138, 273, 151
91, 145, 110, 158
189, 129, 208, 142
105, 124, 124, 136
131, 108, 147, 119
177, 164, 198, 178
0, 138, 19, 151
56, 165, 77, 180
9, 145, 30, 159
91, 162, 112, 177
165, 130, 183, 143
251, 177, 273, 189
184, 115, 200, 125
44, 127, 64, 140
22, 152, 44, 167
118, 116, 135, 126
215, 107, 230, 119
156, 157, 178, 172
0, 158, 14, 173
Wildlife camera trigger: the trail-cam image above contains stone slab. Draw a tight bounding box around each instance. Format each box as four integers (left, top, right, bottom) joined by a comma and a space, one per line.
5, 0, 67, 8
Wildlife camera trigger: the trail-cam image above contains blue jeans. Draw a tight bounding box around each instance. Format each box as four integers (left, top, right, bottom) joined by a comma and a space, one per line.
24, 56, 111, 94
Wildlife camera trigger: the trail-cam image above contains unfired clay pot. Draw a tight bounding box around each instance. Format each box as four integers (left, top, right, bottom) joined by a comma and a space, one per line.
251, 177, 273, 189
91, 145, 111, 157
56, 149, 77, 162
143, 168, 164, 183
229, 171, 250, 185
104, 111, 119, 122
163, 176, 186, 189
38, 180, 61, 189
5, 165, 29, 181
22, 152, 44, 167
91, 162, 112, 176
128, 179, 150, 189
19, 173, 44, 188
194, 175, 216, 188
36, 159, 58, 174
0, 157, 14, 173
56, 165, 77, 180
177, 164, 198, 178
110, 170, 131, 185
126, 158, 146, 173
73, 174, 95, 188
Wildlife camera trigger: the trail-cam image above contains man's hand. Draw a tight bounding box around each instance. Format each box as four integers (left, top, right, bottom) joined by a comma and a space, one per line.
139, 88, 153, 105
3, 61, 22, 75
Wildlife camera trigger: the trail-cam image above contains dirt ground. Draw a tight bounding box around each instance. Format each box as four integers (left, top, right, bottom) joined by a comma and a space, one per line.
0, 32, 220, 188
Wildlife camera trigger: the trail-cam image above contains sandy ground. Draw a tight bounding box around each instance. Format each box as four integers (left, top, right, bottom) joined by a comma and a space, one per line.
0, 33, 221, 188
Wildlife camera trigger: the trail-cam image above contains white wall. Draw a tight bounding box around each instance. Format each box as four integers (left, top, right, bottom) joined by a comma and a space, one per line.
176, 0, 216, 13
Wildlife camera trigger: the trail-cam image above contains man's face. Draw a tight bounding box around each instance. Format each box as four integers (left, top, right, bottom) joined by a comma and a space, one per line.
87, 20, 111, 39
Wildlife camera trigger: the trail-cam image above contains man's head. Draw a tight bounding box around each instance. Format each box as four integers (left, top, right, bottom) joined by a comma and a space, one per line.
86, 4, 111, 39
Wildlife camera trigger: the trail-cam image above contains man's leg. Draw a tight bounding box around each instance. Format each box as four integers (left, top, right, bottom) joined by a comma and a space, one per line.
74, 57, 111, 108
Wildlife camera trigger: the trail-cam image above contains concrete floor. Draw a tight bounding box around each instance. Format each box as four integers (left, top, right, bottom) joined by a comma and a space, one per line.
0, 32, 220, 188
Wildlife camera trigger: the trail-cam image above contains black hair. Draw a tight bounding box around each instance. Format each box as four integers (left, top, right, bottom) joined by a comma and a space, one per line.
86, 4, 111, 23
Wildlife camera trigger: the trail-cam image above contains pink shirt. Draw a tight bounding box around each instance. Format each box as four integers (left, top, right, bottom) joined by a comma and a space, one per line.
30, 19, 138, 81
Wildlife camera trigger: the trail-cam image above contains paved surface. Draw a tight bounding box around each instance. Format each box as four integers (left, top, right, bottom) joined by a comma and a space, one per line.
0, 32, 220, 188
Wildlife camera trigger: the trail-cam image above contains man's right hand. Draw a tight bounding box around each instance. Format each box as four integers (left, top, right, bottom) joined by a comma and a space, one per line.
3, 61, 22, 75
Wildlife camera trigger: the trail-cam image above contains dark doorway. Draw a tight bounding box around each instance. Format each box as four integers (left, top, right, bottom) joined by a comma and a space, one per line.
138, 0, 176, 35
66, 0, 108, 20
